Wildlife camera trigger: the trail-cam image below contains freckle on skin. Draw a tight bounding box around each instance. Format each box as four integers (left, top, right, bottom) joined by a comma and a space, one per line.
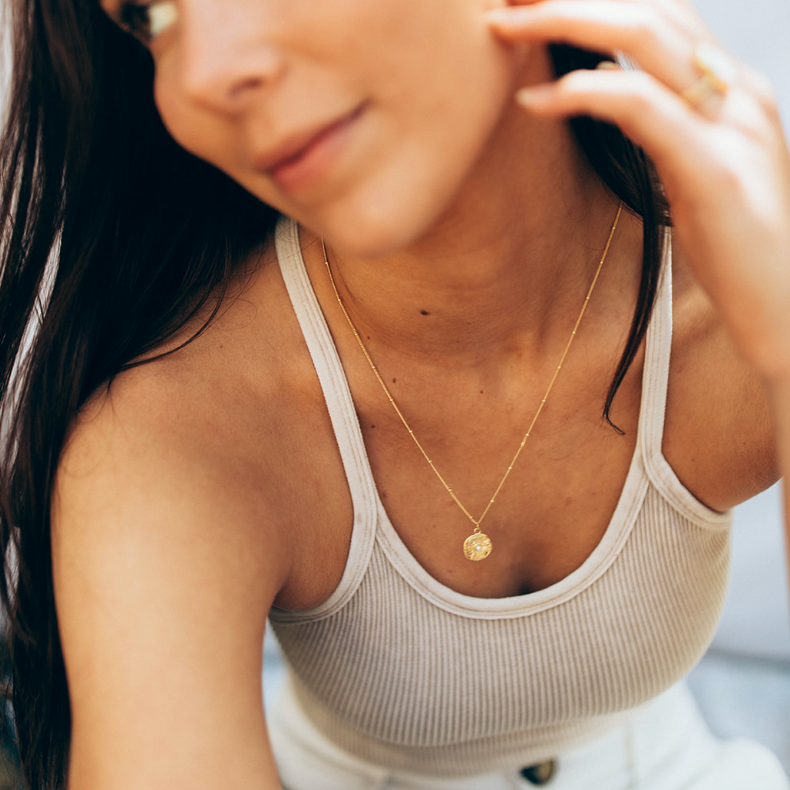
392, 378, 397, 383
420, 310, 430, 316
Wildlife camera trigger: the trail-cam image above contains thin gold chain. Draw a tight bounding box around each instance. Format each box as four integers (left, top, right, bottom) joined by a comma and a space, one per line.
322, 203, 622, 537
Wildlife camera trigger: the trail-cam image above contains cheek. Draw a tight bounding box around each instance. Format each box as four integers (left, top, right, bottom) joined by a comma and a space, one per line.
361, 3, 516, 98
342, 19, 521, 221
356, 4, 521, 157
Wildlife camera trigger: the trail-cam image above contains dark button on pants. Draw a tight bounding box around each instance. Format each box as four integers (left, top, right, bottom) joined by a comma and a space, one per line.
519, 759, 557, 786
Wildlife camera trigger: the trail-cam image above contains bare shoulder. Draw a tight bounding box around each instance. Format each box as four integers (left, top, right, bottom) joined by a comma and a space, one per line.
663, 243, 778, 512
55, 246, 318, 563
54, 355, 293, 593
51, 262, 304, 788
54, 268, 299, 593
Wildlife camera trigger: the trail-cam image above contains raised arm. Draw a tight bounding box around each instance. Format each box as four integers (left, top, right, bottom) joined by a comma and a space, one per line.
487, 0, 790, 577
52, 381, 289, 790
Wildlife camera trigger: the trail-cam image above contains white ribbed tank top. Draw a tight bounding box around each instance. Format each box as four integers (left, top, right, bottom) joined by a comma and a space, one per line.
268, 217, 732, 778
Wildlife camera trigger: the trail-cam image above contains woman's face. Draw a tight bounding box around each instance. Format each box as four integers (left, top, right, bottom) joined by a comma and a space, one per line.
103, 0, 523, 255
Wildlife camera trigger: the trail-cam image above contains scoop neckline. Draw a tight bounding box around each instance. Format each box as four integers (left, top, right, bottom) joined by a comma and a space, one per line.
270, 216, 730, 621
373, 443, 650, 617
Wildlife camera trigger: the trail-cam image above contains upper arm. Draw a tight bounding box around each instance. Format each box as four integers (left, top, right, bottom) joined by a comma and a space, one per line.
52, 388, 288, 789
664, 253, 779, 511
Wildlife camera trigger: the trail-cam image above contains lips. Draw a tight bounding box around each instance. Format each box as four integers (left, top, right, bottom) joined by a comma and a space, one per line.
254, 104, 366, 192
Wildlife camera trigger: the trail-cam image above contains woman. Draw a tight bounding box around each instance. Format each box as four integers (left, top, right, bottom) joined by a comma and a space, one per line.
1, 0, 789, 788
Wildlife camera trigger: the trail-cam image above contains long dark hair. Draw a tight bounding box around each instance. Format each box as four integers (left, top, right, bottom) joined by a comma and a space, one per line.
0, 1, 668, 787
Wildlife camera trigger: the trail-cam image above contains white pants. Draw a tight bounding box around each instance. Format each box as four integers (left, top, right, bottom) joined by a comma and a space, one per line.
268, 676, 789, 790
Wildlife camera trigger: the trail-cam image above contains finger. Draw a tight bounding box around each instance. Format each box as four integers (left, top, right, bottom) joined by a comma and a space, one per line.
501, 0, 706, 32
514, 68, 718, 196
505, 0, 703, 32
486, 0, 726, 100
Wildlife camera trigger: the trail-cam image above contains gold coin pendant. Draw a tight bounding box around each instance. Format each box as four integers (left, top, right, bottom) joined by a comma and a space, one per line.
463, 532, 493, 562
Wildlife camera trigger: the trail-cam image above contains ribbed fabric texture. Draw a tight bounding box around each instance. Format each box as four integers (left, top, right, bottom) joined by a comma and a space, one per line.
268, 218, 732, 778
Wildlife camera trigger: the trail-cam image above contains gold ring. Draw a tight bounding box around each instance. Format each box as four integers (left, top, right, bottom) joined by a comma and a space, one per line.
680, 41, 736, 108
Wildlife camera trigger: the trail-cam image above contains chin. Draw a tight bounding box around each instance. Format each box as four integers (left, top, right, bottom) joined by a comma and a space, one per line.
319, 206, 431, 260
306, 165, 471, 260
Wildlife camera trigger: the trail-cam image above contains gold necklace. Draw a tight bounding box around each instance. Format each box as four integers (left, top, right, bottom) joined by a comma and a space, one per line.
322, 203, 623, 562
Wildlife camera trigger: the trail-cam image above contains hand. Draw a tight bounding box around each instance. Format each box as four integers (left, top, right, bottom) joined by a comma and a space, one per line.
487, 0, 790, 384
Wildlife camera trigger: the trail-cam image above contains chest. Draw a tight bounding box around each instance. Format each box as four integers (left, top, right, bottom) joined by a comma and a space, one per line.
272, 342, 646, 610
356, 386, 641, 597
269, 485, 732, 757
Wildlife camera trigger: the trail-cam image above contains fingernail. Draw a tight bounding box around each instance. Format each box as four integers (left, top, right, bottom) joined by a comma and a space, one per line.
596, 60, 620, 71
515, 87, 549, 107
485, 8, 509, 23
485, 7, 525, 25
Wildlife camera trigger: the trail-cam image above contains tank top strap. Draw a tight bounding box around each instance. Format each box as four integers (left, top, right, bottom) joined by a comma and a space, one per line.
637, 230, 729, 525
274, 216, 379, 618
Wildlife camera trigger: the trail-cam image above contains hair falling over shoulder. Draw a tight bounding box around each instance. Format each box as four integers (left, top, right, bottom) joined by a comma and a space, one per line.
0, 1, 277, 786
0, 2, 667, 786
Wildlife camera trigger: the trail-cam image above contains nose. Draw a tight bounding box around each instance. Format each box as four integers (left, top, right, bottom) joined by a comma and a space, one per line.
177, 3, 287, 115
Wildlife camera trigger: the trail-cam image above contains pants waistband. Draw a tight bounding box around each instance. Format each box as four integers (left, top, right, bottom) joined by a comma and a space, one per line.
267, 677, 788, 790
